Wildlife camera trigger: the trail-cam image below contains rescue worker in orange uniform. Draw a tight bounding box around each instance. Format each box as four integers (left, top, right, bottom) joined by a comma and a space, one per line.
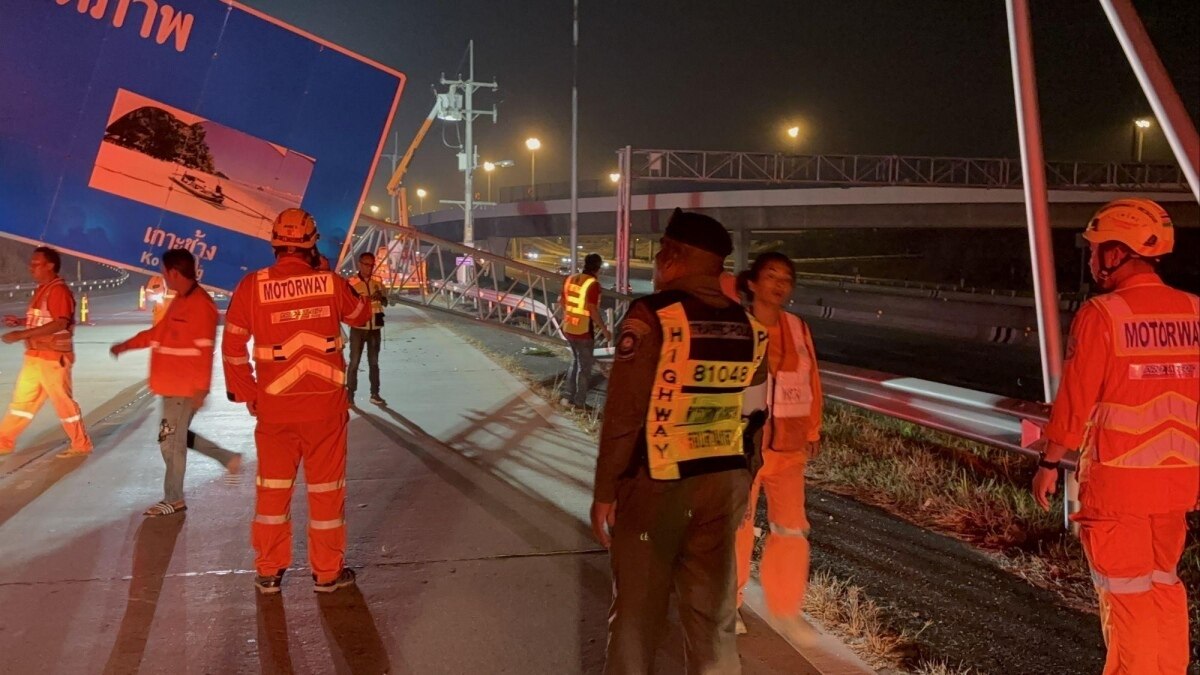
592, 208, 768, 674
559, 253, 611, 408
733, 252, 823, 635
111, 249, 242, 516
1033, 198, 1198, 675
0, 246, 93, 458
222, 208, 370, 595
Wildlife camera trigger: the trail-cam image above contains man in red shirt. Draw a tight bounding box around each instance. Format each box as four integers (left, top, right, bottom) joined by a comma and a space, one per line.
0, 246, 92, 458
222, 208, 369, 595
559, 253, 611, 408
111, 249, 241, 516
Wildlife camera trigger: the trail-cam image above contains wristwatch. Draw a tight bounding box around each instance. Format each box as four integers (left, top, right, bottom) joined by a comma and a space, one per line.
1037, 453, 1061, 471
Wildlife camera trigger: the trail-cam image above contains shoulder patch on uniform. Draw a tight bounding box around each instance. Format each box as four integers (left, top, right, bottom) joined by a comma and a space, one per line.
615, 318, 652, 361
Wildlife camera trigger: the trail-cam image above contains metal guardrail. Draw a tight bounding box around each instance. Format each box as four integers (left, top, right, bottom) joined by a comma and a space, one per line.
626, 150, 1189, 192
1, 264, 130, 299
818, 362, 1068, 468
793, 272, 1090, 311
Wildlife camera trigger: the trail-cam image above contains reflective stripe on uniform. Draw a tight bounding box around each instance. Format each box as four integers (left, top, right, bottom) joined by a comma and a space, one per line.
308, 479, 346, 493
154, 346, 203, 357
1093, 392, 1199, 435
253, 331, 341, 361
562, 274, 596, 336
768, 522, 811, 538
256, 477, 295, 489
1152, 569, 1181, 585
263, 357, 345, 396
1091, 571, 1153, 594
309, 518, 344, 530
254, 513, 290, 525
1099, 429, 1200, 468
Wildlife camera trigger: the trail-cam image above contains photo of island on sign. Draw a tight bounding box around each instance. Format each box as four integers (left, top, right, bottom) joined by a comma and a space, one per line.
88, 88, 316, 240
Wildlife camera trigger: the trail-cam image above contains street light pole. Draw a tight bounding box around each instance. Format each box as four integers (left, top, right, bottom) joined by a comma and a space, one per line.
1133, 118, 1151, 162
525, 137, 541, 199
1101, 0, 1200, 202
569, 0, 579, 274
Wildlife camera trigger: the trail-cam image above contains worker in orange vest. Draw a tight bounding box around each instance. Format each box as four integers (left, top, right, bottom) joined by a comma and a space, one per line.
0, 246, 92, 458
559, 253, 611, 408
222, 208, 370, 595
1033, 198, 1198, 674
732, 252, 824, 636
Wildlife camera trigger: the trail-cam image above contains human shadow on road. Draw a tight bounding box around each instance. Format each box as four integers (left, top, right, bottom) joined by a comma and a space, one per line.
0, 381, 154, 529
255, 593, 295, 675
353, 405, 612, 674
100, 514, 185, 675
316, 586, 392, 675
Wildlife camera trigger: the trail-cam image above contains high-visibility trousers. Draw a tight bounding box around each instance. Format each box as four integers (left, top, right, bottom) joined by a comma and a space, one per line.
252, 413, 348, 584
0, 354, 91, 452
735, 450, 810, 618
1074, 507, 1190, 675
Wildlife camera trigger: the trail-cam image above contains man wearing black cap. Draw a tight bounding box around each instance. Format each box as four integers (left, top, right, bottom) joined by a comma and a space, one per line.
591, 208, 768, 673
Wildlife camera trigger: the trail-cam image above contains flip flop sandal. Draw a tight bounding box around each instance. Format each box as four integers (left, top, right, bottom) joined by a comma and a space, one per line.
143, 501, 187, 517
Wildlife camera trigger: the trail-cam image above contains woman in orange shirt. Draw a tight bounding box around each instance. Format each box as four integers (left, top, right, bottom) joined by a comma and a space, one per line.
733, 252, 823, 632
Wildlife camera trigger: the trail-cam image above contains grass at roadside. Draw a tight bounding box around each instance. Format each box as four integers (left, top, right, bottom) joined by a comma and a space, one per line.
812, 401, 1199, 666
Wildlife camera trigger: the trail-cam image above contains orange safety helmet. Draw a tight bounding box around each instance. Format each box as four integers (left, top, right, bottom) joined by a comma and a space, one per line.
270, 208, 319, 249
1082, 198, 1174, 258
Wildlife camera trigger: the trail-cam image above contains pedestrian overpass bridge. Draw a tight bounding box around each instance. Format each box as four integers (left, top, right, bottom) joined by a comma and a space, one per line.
408, 151, 1197, 267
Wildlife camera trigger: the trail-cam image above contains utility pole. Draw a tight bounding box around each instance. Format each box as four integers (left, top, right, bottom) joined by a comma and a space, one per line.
439, 41, 498, 248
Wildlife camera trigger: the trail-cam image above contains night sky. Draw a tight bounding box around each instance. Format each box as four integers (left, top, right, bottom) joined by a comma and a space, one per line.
238, 0, 1199, 211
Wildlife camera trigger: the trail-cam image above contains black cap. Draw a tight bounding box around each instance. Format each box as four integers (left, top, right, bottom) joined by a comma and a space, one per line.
664, 208, 733, 258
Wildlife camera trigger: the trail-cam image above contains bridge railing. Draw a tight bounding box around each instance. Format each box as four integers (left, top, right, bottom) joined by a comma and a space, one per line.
343, 216, 627, 348
348, 214, 1068, 515
624, 150, 1189, 191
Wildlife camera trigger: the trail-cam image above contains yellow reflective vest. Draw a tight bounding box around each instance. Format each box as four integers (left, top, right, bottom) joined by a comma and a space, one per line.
642, 291, 768, 480
562, 273, 598, 337
349, 274, 386, 330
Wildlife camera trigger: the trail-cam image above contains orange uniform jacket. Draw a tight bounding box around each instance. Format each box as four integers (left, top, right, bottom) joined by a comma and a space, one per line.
221, 257, 369, 423
1046, 273, 1199, 514
122, 284, 217, 397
